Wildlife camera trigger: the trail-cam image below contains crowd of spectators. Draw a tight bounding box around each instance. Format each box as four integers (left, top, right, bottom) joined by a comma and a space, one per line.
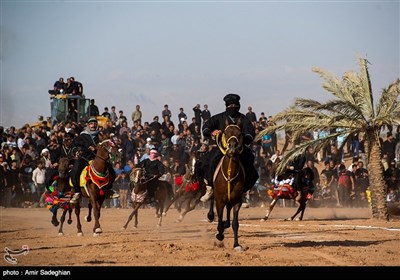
1, 99, 398, 209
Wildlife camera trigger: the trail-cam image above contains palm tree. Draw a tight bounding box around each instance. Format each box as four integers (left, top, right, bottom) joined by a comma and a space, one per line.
256, 57, 400, 221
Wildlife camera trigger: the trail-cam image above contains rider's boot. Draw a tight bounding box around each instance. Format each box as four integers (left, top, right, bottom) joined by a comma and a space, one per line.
200, 185, 213, 202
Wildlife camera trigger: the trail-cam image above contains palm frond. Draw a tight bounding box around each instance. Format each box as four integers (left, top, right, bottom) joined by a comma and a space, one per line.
357, 56, 375, 117
312, 67, 345, 100
376, 78, 400, 120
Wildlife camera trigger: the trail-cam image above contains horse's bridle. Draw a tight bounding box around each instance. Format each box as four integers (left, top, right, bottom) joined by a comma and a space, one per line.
217, 124, 244, 156
131, 168, 143, 184
95, 140, 115, 161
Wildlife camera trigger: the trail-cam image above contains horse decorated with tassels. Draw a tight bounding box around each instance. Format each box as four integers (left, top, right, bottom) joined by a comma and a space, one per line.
45, 157, 75, 236
260, 155, 315, 221
72, 139, 119, 236
163, 154, 206, 222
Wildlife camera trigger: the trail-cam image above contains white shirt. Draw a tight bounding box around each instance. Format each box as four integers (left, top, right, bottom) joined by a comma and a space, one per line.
32, 167, 46, 185
171, 135, 179, 145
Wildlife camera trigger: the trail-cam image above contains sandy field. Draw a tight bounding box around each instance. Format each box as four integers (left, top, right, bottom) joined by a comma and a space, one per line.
1, 202, 400, 272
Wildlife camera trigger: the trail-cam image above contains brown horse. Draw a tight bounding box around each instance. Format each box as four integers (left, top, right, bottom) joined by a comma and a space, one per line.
207, 123, 246, 251
74, 139, 119, 236
163, 155, 206, 222
260, 162, 315, 221
122, 167, 173, 229
46, 157, 75, 235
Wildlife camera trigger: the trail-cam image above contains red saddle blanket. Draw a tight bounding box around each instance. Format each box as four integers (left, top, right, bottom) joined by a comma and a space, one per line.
268, 183, 296, 199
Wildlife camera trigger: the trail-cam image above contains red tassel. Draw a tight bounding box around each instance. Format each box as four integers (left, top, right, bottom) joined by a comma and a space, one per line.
175, 176, 183, 186
191, 182, 200, 191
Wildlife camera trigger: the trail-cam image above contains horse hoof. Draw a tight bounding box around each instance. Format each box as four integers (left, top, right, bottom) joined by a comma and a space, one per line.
121, 227, 127, 231
260, 218, 267, 222
67, 220, 72, 225
51, 221, 59, 227
284, 218, 293, 221
95, 228, 102, 233
77, 232, 83, 237
58, 232, 64, 236
234, 246, 244, 252
93, 232, 100, 237
162, 212, 166, 216
214, 240, 224, 248
85, 216, 92, 222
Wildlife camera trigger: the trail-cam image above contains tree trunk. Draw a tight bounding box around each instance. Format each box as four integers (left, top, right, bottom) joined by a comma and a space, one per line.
366, 130, 389, 220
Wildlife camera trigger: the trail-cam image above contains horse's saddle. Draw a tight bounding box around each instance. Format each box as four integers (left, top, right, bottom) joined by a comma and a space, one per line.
69, 161, 110, 189
131, 190, 148, 203
269, 178, 296, 199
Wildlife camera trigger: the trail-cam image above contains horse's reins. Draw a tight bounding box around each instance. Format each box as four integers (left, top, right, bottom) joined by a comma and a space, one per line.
215, 125, 244, 201
131, 168, 153, 197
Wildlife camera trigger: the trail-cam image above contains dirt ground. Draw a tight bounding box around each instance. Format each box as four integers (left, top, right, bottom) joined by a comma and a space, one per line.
1, 203, 400, 269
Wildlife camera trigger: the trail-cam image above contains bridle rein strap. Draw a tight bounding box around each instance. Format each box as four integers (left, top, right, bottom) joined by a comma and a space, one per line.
216, 125, 243, 155
95, 140, 114, 162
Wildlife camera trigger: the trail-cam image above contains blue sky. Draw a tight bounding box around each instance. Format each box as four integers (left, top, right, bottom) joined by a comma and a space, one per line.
1, 0, 399, 129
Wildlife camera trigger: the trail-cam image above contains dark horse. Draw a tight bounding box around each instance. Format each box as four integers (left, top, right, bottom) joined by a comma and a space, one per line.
260, 157, 315, 221
207, 123, 246, 251
163, 155, 206, 222
122, 167, 173, 229
46, 157, 75, 236
75, 139, 118, 236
